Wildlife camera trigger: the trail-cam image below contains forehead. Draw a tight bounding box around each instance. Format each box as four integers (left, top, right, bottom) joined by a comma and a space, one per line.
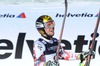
46, 21, 53, 24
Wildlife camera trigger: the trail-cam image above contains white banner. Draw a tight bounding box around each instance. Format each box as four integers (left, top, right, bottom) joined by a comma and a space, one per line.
0, 2, 100, 66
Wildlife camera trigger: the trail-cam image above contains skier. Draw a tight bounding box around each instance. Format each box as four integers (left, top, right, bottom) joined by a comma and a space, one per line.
33, 15, 93, 66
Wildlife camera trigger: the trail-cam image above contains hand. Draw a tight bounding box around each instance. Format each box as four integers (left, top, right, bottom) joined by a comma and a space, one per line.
78, 51, 95, 61
45, 60, 59, 66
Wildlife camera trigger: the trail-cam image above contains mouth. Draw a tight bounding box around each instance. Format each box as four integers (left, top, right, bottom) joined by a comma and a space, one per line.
50, 29, 54, 32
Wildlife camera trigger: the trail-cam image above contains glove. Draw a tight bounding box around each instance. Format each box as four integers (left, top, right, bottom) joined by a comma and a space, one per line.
78, 51, 95, 62
44, 60, 60, 66
82, 51, 95, 59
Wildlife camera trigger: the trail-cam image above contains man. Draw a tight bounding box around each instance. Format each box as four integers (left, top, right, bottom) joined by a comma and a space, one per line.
33, 15, 94, 66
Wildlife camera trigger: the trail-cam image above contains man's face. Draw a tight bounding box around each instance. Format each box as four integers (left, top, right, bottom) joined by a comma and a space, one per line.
44, 27, 54, 36
44, 21, 55, 36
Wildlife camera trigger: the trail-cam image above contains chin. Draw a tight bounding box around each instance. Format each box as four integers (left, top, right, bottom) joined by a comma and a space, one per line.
51, 34, 54, 36
49, 33, 54, 37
